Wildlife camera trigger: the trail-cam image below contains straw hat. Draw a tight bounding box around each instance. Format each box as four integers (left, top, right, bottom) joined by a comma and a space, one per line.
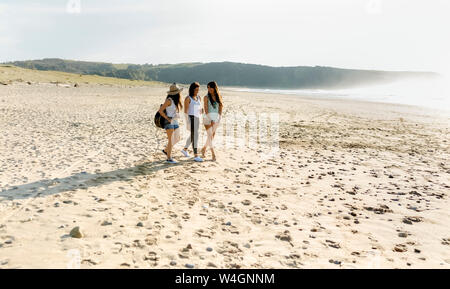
167, 83, 183, 95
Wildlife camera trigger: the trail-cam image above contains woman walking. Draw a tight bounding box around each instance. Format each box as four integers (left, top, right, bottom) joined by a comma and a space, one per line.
181, 82, 204, 162
159, 83, 183, 164
201, 81, 223, 161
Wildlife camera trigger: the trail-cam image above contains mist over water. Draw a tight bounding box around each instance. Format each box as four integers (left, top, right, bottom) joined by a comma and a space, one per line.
233, 76, 450, 113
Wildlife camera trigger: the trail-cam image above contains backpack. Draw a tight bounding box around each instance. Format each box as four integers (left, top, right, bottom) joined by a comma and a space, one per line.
154, 104, 167, 128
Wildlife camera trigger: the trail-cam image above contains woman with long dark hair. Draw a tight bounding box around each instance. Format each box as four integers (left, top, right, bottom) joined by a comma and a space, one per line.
159, 83, 183, 164
181, 82, 204, 162
201, 81, 223, 161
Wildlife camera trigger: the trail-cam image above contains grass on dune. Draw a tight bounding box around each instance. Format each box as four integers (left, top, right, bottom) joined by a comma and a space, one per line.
0, 65, 164, 86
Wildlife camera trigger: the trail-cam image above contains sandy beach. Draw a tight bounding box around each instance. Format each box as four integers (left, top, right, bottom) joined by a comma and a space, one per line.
0, 72, 449, 268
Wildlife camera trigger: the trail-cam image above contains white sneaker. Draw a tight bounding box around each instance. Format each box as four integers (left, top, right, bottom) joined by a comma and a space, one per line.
194, 156, 204, 162
181, 149, 190, 157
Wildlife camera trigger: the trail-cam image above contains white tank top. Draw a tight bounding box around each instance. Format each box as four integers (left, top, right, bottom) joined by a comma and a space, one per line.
188, 96, 201, 117
166, 97, 178, 118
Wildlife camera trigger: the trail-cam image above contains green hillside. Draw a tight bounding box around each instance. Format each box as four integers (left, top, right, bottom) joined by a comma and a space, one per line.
7, 58, 438, 89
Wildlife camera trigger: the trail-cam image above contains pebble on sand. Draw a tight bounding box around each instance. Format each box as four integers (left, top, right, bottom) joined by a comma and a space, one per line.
0, 260, 9, 265
394, 244, 408, 253
329, 259, 341, 265
276, 231, 292, 242
69, 226, 83, 238
242, 200, 252, 206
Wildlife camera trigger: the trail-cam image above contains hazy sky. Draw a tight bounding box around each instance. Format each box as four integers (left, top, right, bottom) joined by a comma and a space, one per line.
1, 0, 449, 73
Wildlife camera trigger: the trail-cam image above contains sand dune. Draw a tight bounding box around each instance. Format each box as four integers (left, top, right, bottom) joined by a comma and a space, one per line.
0, 78, 449, 268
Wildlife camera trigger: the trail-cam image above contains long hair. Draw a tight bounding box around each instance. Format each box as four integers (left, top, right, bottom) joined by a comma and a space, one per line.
189, 82, 200, 97
207, 81, 222, 108
167, 93, 182, 111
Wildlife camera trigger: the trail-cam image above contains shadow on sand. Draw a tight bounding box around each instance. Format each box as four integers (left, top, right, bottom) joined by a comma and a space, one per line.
0, 159, 191, 201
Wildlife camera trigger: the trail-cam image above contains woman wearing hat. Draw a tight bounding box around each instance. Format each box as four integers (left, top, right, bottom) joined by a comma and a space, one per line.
159, 83, 183, 164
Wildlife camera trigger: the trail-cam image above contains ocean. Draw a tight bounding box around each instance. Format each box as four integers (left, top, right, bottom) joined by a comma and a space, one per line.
230, 77, 450, 113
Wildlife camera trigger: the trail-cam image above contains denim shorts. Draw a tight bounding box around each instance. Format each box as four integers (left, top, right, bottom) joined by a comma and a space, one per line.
164, 120, 179, 130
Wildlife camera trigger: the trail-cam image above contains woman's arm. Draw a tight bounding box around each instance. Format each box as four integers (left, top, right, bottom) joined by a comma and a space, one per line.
184, 96, 190, 115
159, 99, 172, 121
219, 102, 223, 116
200, 96, 204, 114
203, 96, 209, 115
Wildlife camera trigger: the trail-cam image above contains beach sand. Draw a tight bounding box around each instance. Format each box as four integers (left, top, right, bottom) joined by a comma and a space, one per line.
0, 77, 449, 268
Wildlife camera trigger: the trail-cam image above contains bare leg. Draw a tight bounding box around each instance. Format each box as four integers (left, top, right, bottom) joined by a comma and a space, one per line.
165, 129, 174, 159
204, 125, 214, 149
202, 123, 212, 157
210, 122, 219, 161
204, 122, 218, 160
